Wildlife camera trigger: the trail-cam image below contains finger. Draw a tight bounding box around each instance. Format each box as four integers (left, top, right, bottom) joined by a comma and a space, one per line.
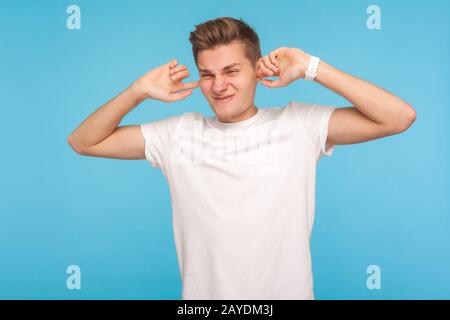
181, 80, 200, 91
260, 64, 274, 77
172, 79, 199, 93
170, 89, 193, 101
259, 78, 282, 88
258, 58, 274, 77
171, 69, 189, 82
168, 59, 178, 68
170, 64, 187, 75
269, 51, 279, 68
262, 56, 278, 74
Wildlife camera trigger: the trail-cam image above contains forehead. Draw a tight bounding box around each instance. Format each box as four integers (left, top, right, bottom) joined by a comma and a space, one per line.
197, 40, 249, 72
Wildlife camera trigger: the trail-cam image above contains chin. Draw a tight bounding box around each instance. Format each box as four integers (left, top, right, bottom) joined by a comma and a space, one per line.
218, 109, 245, 123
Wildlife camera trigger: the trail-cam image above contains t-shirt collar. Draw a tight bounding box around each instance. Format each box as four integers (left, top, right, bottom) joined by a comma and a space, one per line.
209, 107, 263, 130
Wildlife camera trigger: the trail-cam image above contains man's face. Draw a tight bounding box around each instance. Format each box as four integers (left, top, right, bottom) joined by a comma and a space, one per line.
196, 40, 258, 123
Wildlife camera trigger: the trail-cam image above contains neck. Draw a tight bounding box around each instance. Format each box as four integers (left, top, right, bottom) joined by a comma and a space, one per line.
217, 104, 258, 123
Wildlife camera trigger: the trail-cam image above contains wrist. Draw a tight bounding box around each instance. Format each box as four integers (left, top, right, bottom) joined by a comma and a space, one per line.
129, 81, 149, 103
314, 60, 332, 85
293, 50, 310, 80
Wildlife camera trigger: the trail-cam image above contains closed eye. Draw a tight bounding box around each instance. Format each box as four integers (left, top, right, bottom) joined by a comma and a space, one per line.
201, 70, 240, 78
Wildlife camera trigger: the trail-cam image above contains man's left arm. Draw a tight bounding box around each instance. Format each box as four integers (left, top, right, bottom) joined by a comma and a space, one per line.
257, 47, 417, 146
314, 59, 417, 146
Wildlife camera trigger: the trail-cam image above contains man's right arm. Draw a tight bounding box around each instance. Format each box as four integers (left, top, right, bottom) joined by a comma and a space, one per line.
67, 59, 199, 160
67, 86, 145, 159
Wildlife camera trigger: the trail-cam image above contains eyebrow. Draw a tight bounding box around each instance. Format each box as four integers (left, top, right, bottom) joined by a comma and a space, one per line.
198, 63, 242, 73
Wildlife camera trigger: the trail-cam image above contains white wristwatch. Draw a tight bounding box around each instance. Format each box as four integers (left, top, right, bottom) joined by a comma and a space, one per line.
304, 55, 320, 81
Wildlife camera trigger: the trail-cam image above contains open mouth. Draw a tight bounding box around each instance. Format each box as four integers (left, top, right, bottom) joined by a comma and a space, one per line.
215, 94, 235, 102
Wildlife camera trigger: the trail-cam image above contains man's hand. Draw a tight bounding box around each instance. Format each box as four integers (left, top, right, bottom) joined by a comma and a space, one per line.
256, 47, 311, 88
131, 59, 200, 102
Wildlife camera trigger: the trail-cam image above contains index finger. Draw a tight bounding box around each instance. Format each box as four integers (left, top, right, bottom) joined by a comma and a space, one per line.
181, 80, 200, 91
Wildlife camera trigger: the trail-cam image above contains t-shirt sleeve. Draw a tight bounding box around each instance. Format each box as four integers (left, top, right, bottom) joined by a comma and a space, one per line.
289, 101, 338, 161
140, 115, 182, 169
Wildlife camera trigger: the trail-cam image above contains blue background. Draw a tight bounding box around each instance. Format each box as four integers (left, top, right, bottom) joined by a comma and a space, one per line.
0, 0, 449, 299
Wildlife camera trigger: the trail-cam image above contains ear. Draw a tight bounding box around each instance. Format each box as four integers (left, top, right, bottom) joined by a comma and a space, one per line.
255, 65, 262, 81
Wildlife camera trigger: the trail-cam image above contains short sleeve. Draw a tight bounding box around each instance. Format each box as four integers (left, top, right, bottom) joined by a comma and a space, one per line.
140, 115, 182, 169
289, 101, 337, 161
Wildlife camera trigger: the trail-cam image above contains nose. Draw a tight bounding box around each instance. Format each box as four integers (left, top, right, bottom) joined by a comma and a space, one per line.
212, 75, 228, 94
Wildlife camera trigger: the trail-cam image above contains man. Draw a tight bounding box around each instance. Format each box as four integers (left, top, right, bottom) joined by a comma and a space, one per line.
68, 17, 416, 299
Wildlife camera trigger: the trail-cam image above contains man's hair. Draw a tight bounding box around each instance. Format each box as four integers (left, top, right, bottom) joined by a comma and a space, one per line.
188, 17, 262, 69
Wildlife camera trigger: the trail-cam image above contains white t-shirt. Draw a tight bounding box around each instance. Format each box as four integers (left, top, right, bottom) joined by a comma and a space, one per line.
140, 101, 337, 300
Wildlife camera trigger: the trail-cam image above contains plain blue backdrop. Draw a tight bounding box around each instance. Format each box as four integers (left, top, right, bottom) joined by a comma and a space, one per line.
0, 0, 449, 299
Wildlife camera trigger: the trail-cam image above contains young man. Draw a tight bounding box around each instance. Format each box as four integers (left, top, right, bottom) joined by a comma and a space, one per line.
68, 17, 416, 300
